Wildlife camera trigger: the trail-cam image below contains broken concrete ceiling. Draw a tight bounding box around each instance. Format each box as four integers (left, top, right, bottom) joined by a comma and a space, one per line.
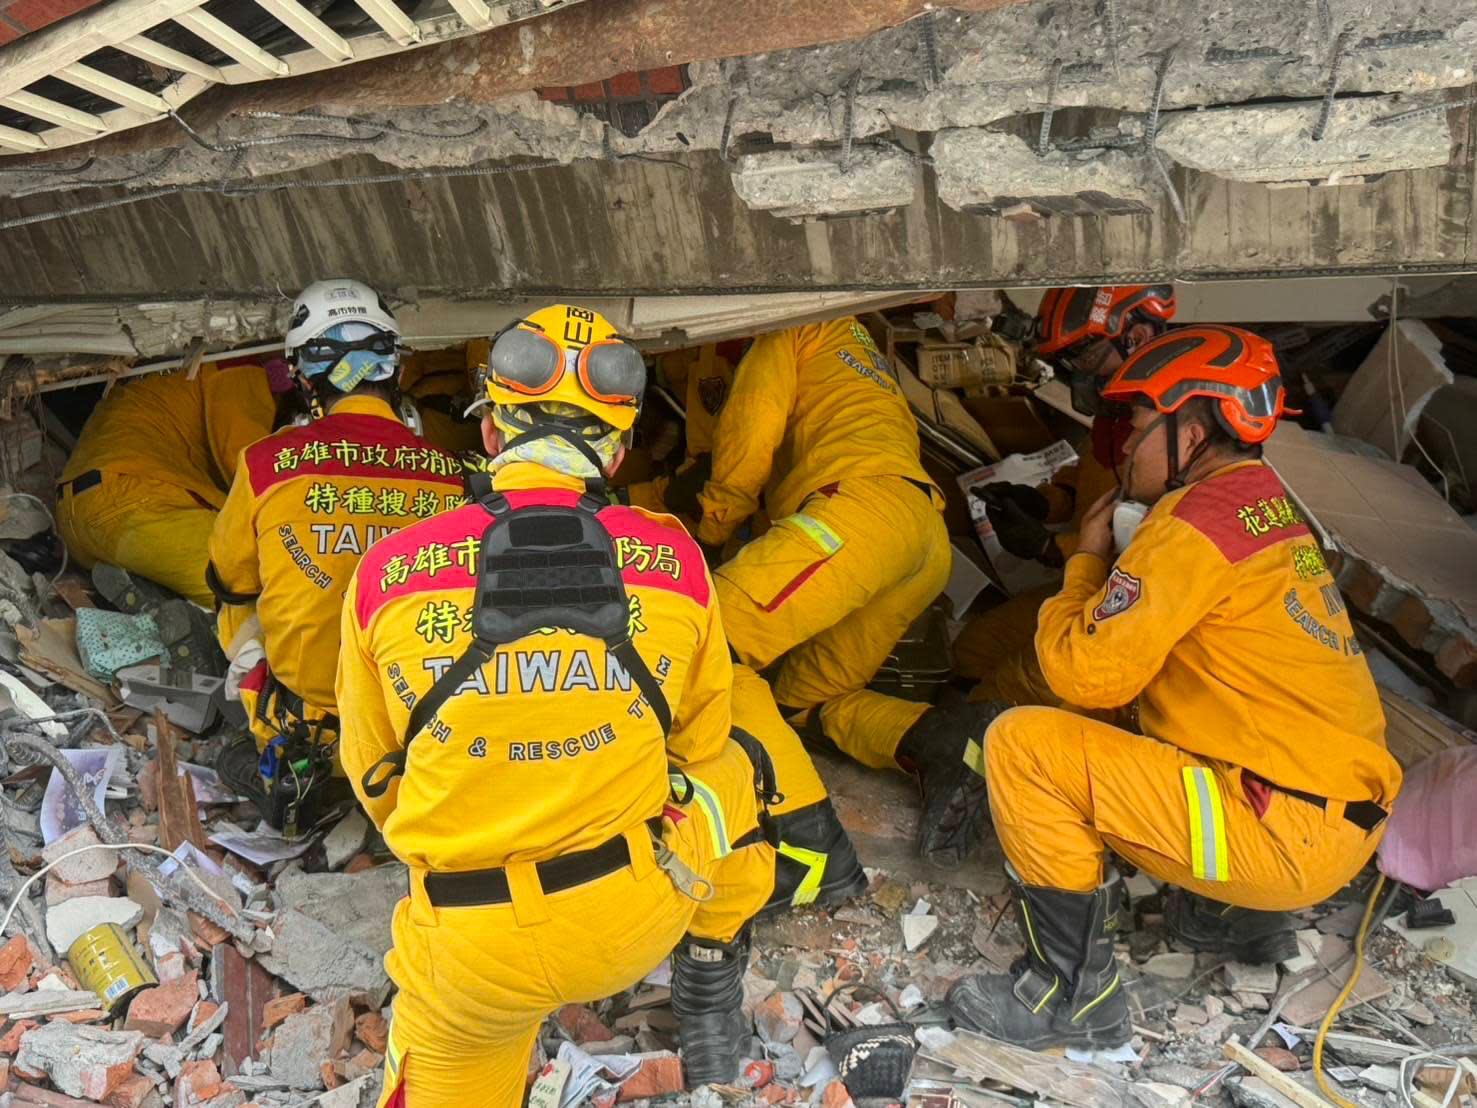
2, 0, 1477, 303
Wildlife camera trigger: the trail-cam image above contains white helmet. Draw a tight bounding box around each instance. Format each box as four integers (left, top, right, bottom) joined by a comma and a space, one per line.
285, 278, 399, 358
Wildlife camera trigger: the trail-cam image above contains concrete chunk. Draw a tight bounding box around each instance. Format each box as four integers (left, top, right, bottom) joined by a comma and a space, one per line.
731, 147, 916, 220
257, 910, 390, 1005
1155, 97, 1452, 184
13, 1021, 146, 1100
46, 897, 144, 955
932, 128, 1156, 216
43, 826, 118, 885
269, 999, 353, 1090
1223, 961, 1280, 994
322, 811, 369, 872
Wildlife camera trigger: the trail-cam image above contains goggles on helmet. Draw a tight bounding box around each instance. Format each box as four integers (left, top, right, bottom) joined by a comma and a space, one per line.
482, 321, 646, 407
296, 331, 399, 365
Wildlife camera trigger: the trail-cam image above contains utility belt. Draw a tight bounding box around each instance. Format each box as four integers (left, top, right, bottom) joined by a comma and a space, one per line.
1247, 771, 1388, 832
244, 667, 341, 837
56, 469, 103, 498
252, 668, 340, 744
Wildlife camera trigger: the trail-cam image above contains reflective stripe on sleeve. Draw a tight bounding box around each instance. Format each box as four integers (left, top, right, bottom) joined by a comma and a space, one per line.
683, 774, 731, 859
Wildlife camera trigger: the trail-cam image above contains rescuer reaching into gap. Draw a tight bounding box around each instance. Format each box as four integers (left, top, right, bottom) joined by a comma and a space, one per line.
336, 304, 777, 1104
692, 317, 1001, 866
207, 279, 466, 835
946, 326, 1401, 1051
953, 285, 1176, 707
622, 345, 868, 917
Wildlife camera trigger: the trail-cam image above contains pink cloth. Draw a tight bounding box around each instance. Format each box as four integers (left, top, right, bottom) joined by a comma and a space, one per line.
1378, 746, 1477, 891
264, 357, 295, 394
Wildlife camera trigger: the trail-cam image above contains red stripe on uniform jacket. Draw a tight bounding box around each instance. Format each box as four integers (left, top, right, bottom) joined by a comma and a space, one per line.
354, 492, 709, 628
245, 414, 462, 496
1170, 464, 1310, 564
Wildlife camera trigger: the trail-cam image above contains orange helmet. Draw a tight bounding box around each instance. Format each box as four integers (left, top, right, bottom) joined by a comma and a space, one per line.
1101, 325, 1292, 445
1035, 285, 1176, 357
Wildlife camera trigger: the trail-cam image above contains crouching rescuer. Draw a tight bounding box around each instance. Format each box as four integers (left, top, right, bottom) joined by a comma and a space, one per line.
336, 305, 777, 1104
947, 326, 1401, 1050
208, 280, 466, 834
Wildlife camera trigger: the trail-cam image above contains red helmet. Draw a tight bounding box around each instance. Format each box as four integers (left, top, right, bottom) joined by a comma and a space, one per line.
1035, 285, 1176, 357
1101, 325, 1292, 445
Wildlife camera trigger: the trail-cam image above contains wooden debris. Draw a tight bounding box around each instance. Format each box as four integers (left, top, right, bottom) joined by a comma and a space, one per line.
1223, 1040, 1335, 1108
153, 711, 208, 855
15, 619, 115, 704
1380, 690, 1475, 768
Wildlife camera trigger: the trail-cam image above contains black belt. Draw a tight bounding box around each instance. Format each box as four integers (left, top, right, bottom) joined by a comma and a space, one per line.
1277, 784, 1388, 832
257, 671, 340, 736
424, 831, 638, 908
57, 469, 102, 496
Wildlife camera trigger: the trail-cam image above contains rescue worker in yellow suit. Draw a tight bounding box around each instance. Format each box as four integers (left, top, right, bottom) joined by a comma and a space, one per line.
695, 317, 1000, 865
337, 305, 775, 1104
624, 345, 867, 913
947, 326, 1401, 1050
954, 286, 1176, 706
56, 360, 284, 607
208, 280, 466, 833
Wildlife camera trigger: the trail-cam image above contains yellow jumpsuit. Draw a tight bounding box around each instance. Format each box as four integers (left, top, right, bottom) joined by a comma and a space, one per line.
697, 319, 951, 770
337, 461, 773, 1106
953, 449, 1119, 707
623, 344, 736, 516
207, 394, 466, 750
985, 461, 1402, 907
56, 366, 275, 606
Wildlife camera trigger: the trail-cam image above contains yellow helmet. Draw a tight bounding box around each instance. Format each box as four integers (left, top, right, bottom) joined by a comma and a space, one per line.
480, 304, 645, 431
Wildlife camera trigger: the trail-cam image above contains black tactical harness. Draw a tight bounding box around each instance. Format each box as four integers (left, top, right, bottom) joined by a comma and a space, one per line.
360, 478, 673, 798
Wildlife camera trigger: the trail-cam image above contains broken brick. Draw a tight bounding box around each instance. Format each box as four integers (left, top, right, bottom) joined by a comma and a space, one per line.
353, 1011, 387, 1053
48, 1010, 108, 1025
189, 1002, 220, 1033
106, 1072, 158, 1108
186, 914, 229, 949
125, 972, 199, 1038
45, 874, 115, 907
174, 1058, 224, 1106
822, 1080, 856, 1108
617, 1053, 683, 1100
13, 1022, 145, 1100
556, 1004, 612, 1043
261, 994, 307, 1032
0, 1020, 38, 1054
343, 855, 375, 875
1254, 1046, 1302, 1072
754, 991, 803, 1045
0, 936, 35, 991
321, 1061, 340, 1089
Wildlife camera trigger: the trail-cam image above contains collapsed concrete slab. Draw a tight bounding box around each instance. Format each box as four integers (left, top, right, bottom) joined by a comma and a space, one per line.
1154, 97, 1454, 183
931, 128, 1157, 215
730, 147, 917, 220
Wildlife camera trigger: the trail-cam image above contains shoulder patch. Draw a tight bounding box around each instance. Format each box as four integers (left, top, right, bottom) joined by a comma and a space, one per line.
1170, 465, 1310, 564
1093, 567, 1142, 621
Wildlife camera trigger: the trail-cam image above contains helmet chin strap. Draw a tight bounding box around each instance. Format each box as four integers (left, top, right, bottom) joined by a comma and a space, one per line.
1163, 409, 1217, 492
504, 420, 613, 494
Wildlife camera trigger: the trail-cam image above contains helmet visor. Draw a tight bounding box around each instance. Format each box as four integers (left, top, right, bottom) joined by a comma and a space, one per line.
578, 339, 646, 405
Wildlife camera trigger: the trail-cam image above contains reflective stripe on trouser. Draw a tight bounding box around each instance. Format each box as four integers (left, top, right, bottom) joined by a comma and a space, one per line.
983, 706, 1383, 910
714, 475, 950, 769
375, 739, 773, 1108
56, 474, 219, 607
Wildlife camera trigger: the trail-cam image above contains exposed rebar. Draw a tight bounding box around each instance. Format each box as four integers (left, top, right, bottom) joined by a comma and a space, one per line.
1145, 47, 1177, 150
1037, 60, 1063, 156
840, 71, 861, 172
918, 11, 942, 90
1312, 29, 1352, 141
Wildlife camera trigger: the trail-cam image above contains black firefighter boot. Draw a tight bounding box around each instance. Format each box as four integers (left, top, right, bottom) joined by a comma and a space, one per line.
215, 734, 273, 823
1163, 888, 1299, 965
671, 927, 751, 1088
895, 701, 1003, 865
947, 869, 1130, 1050
762, 798, 868, 916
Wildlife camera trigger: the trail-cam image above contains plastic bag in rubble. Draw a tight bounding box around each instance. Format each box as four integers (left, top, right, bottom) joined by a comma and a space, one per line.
1378, 746, 1477, 891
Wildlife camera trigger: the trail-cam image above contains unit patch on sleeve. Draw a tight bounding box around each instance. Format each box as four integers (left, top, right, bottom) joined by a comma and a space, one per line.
1092, 567, 1143, 622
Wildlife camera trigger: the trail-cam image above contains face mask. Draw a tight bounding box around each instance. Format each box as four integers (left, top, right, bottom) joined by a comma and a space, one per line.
317, 349, 397, 392
1112, 500, 1149, 551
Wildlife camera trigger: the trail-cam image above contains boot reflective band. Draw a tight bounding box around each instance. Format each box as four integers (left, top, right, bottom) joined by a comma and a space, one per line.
776, 842, 828, 906
1182, 767, 1230, 882
1071, 973, 1121, 1023
963, 737, 985, 776
675, 772, 730, 859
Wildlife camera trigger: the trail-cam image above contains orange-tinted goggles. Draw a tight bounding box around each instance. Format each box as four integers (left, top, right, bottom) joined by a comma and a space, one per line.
486, 322, 645, 406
